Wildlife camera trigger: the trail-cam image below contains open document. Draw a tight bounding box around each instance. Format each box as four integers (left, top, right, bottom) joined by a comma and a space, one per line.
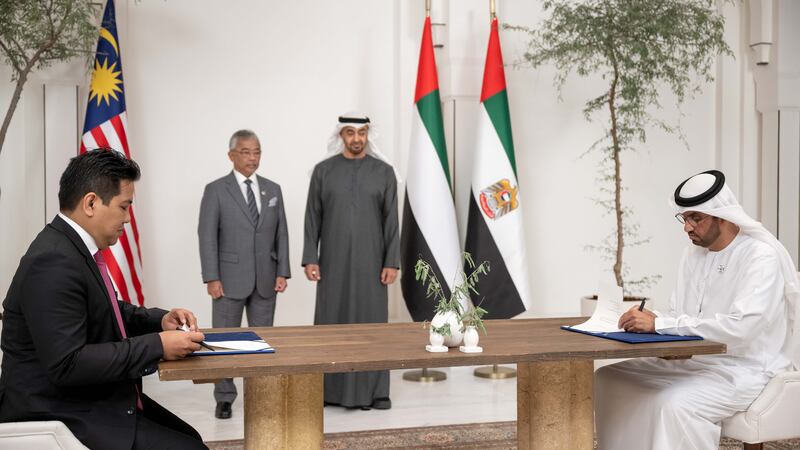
568, 279, 625, 333
192, 331, 275, 356
205, 340, 272, 351
561, 280, 703, 344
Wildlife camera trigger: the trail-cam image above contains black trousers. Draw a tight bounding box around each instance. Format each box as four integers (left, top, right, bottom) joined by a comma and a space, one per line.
133, 397, 207, 450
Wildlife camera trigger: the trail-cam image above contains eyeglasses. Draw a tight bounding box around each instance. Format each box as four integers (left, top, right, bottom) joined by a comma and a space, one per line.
234, 150, 261, 158
675, 212, 710, 227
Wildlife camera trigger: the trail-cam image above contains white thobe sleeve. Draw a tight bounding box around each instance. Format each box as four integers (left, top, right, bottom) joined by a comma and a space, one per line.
651, 249, 687, 322
654, 251, 783, 346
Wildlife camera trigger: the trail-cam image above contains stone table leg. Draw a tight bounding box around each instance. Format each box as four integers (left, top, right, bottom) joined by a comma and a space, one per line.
517, 361, 593, 450
244, 373, 323, 450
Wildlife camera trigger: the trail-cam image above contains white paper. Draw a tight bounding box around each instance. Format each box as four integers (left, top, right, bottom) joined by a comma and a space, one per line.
205, 340, 272, 351
569, 279, 625, 333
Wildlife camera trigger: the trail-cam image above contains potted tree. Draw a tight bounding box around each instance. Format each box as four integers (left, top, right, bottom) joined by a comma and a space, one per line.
508, 0, 731, 304
414, 252, 490, 348
0, 0, 99, 199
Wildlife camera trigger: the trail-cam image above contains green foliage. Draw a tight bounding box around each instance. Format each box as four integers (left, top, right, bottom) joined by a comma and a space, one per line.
0, 0, 98, 78
460, 303, 488, 335
430, 322, 452, 337
508, 0, 731, 293
414, 252, 491, 317
0, 0, 99, 158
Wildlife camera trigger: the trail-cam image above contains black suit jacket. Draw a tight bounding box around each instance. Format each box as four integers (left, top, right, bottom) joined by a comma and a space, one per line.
0, 215, 167, 450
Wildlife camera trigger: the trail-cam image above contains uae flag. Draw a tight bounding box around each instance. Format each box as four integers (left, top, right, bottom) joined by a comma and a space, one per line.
400, 16, 463, 321
464, 17, 530, 318
80, 0, 145, 305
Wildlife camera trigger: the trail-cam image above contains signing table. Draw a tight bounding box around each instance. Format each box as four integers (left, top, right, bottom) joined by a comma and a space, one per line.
158, 318, 725, 449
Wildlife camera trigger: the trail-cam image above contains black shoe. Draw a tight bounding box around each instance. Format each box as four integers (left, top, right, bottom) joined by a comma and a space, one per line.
372, 397, 391, 410
215, 401, 232, 419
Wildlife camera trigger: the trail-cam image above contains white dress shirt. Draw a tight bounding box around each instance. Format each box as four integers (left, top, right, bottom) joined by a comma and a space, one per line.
233, 170, 261, 214
58, 212, 100, 257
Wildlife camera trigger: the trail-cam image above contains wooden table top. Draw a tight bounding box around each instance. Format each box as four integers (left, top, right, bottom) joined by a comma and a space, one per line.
158, 318, 726, 381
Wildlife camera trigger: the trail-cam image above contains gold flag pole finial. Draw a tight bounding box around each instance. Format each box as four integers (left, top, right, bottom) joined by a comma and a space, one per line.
426, 0, 431, 17
490, 0, 496, 20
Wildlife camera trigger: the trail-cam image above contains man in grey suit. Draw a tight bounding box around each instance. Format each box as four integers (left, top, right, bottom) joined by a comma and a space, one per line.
198, 129, 290, 419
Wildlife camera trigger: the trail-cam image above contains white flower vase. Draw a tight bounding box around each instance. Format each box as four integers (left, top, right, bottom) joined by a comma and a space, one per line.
463, 326, 480, 348
431, 310, 463, 347
429, 331, 444, 348
459, 324, 483, 353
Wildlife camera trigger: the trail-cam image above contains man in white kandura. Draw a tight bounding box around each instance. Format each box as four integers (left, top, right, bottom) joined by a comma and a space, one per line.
595, 170, 800, 450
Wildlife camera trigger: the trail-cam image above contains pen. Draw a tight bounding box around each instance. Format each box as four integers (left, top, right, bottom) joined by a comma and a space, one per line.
638, 299, 646, 312
177, 325, 215, 351
198, 341, 215, 352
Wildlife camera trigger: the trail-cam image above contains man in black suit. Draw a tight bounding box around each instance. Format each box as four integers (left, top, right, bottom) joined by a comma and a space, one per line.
0, 149, 208, 449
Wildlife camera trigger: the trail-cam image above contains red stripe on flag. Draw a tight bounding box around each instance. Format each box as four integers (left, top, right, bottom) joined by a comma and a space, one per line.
101, 248, 132, 304
480, 18, 507, 103
110, 115, 130, 158
80, 141, 86, 154
117, 229, 144, 305
90, 128, 110, 148
414, 16, 440, 104
129, 207, 142, 261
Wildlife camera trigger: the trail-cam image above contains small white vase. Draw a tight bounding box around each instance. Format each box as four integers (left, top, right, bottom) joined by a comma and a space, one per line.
429, 331, 444, 348
463, 325, 479, 348
431, 310, 464, 347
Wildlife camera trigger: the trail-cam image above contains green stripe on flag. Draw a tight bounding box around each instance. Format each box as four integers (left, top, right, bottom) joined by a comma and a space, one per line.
483, 90, 516, 176
416, 89, 450, 185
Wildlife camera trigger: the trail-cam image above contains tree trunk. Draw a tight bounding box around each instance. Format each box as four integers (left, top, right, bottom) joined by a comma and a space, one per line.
0, 65, 34, 202
607, 63, 624, 289
0, 68, 31, 158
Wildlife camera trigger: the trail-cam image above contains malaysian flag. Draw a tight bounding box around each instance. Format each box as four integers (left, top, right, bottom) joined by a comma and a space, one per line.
80, 0, 144, 305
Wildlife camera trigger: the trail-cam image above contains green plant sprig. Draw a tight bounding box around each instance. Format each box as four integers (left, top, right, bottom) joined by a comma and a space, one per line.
414, 252, 491, 317
460, 301, 488, 335
430, 322, 451, 337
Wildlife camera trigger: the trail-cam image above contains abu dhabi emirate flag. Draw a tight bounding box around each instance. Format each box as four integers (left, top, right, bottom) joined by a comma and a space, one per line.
400, 16, 463, 321
80, 0, 145, 305
464, 17, 530, 318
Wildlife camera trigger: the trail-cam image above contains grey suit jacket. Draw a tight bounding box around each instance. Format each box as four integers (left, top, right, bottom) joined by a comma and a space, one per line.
198, 171, 290, 299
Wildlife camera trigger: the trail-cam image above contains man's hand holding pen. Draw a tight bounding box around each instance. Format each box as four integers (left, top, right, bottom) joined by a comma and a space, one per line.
158, 308, 207, 359
176, 324, 215, 352
618, 301, 657, 333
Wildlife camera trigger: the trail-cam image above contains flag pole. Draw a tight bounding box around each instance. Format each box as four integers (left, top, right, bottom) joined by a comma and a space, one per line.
473, 2, 520, 380
402, 1, 448, 383
474, 364, 517, 379
403, 367, 447, 382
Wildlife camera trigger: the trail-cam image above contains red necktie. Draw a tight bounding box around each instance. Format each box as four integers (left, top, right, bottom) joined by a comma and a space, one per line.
94, 250, 143, 410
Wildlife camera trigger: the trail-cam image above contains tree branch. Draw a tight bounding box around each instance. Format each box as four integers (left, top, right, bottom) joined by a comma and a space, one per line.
7, 34, 29, 63
0, 39, 23, 73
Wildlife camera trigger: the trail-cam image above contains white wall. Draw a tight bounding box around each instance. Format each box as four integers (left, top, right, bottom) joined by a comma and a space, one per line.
119, 0, 399, 326
1, 0, 794, 326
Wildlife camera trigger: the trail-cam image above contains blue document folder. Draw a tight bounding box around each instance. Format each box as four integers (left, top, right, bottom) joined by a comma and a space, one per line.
190, 331, 275, 356
561, 325, 703, 344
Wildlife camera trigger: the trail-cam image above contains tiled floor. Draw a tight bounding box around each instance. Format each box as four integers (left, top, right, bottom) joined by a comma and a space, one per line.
143, 365, 518, 442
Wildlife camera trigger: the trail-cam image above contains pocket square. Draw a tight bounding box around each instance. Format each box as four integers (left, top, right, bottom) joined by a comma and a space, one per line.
267, 196, 278, 207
